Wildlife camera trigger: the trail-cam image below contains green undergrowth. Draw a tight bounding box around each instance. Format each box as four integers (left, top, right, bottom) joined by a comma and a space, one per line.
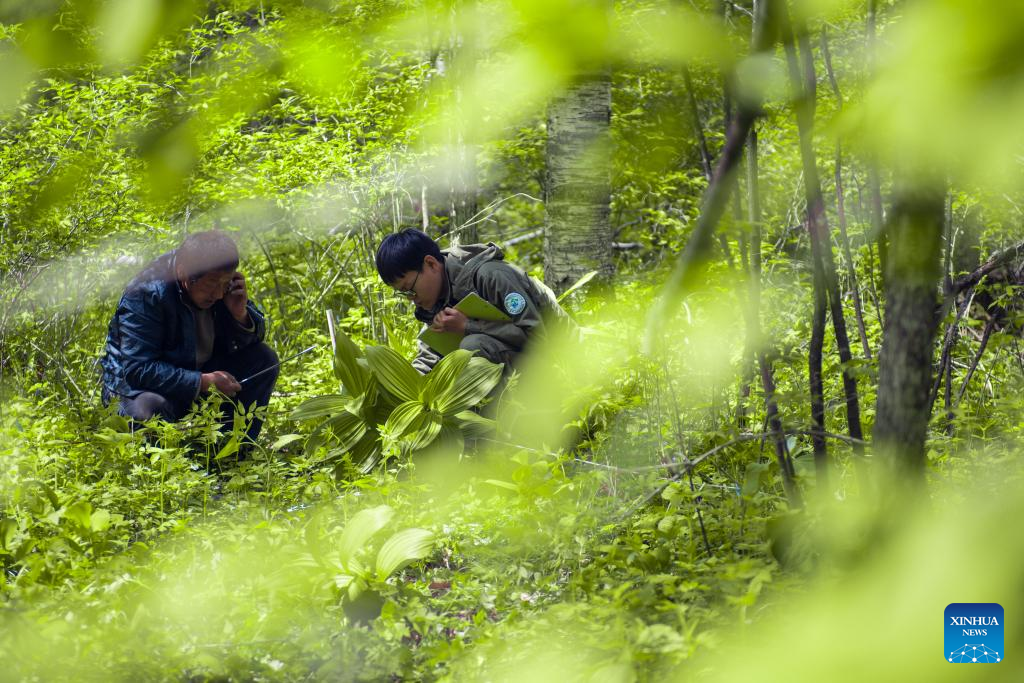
2, 253, 1015, 681
0, 353, 790, 681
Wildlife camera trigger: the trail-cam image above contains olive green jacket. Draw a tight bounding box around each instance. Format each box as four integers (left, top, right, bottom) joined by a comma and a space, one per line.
412, 243, 572, 373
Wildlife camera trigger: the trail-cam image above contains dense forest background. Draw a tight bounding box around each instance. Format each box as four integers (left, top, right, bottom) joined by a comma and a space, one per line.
2, 0, 1023, 680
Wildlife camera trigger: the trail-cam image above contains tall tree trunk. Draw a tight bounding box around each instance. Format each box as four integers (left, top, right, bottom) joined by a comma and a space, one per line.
782, 24, 830, 481
747, 128, 762, 283
821, 27, 872, 360
737, 127, 763, 429
874, 187, 945, 479
733, 129, 757, 430
544, 72, 613, 293
782, 13, 865, 462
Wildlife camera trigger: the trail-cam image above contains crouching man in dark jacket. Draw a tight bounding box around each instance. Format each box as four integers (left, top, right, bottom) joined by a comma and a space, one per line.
100, 230, 279, 445
375, 229, 573, 374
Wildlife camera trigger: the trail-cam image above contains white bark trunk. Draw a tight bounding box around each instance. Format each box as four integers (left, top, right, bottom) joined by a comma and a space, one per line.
543, 74, 613, 294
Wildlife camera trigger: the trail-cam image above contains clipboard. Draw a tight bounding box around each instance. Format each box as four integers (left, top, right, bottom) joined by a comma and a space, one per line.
418, 292, 511, 355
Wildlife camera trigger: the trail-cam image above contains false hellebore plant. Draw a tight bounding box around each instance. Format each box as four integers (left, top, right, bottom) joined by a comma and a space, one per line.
290, 328, 502, 474
297, 504, 435, 623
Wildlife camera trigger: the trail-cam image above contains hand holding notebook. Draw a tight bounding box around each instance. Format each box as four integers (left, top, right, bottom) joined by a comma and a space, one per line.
418, 292, 511, 355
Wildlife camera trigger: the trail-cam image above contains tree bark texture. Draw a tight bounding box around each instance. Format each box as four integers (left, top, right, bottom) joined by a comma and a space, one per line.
544, 73, 614, 294
874, 188, 944, 477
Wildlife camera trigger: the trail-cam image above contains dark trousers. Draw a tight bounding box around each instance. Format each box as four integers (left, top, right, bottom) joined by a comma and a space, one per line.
460, 333, 518, 368
117, 342, 279, 447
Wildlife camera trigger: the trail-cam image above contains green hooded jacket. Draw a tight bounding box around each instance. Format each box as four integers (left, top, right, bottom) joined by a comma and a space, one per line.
412, 243, 573, 373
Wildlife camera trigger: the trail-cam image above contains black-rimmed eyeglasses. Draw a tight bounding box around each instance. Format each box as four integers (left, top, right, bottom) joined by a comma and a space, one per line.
394, 269, 421, 299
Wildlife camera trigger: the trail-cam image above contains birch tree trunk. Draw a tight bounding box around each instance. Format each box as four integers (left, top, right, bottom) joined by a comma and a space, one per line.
441, 3, 479, 244
544, 73, 613, 293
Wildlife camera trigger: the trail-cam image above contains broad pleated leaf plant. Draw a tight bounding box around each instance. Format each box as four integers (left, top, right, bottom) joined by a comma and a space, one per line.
365, 345, 423, 403
293, 331, 502, 471
375, 528, 434, 580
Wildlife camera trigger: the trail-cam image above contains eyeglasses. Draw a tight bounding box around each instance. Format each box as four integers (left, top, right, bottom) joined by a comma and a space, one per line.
394, 269, 421, 299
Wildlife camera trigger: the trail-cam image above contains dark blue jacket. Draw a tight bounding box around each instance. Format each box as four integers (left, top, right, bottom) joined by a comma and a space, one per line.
100, 250, 267, 406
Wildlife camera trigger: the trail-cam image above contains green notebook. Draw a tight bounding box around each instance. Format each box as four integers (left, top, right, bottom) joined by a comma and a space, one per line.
418, 292, 511, 355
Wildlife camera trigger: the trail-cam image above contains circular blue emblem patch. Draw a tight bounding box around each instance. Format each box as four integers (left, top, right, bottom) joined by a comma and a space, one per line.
504, 292, 527, 315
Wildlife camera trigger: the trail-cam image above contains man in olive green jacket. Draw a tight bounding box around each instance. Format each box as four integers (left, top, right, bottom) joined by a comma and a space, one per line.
375, 229, 572, 374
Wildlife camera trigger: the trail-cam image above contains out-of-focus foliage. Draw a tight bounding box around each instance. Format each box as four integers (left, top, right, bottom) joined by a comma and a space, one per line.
853, 0, 1024, 189
2, 0, 1024, 680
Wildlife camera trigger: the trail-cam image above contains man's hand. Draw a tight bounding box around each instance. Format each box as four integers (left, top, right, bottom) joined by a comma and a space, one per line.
224, 272, 250, 324
431, 307, 468, 336
201, 370, 242, 396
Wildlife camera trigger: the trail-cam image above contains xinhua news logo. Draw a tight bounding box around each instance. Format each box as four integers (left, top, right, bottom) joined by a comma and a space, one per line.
945, 603, 1004, 663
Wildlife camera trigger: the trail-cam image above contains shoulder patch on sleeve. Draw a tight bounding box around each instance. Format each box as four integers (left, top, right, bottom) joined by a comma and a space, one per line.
504, 291, 527, 315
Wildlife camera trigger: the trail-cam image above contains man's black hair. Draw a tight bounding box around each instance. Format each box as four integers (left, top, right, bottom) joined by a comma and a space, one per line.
375, 229, 443, 284
176, 230, 240, 280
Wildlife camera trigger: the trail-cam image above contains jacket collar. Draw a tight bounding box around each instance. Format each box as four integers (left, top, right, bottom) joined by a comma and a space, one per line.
412, 243, 504, 322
